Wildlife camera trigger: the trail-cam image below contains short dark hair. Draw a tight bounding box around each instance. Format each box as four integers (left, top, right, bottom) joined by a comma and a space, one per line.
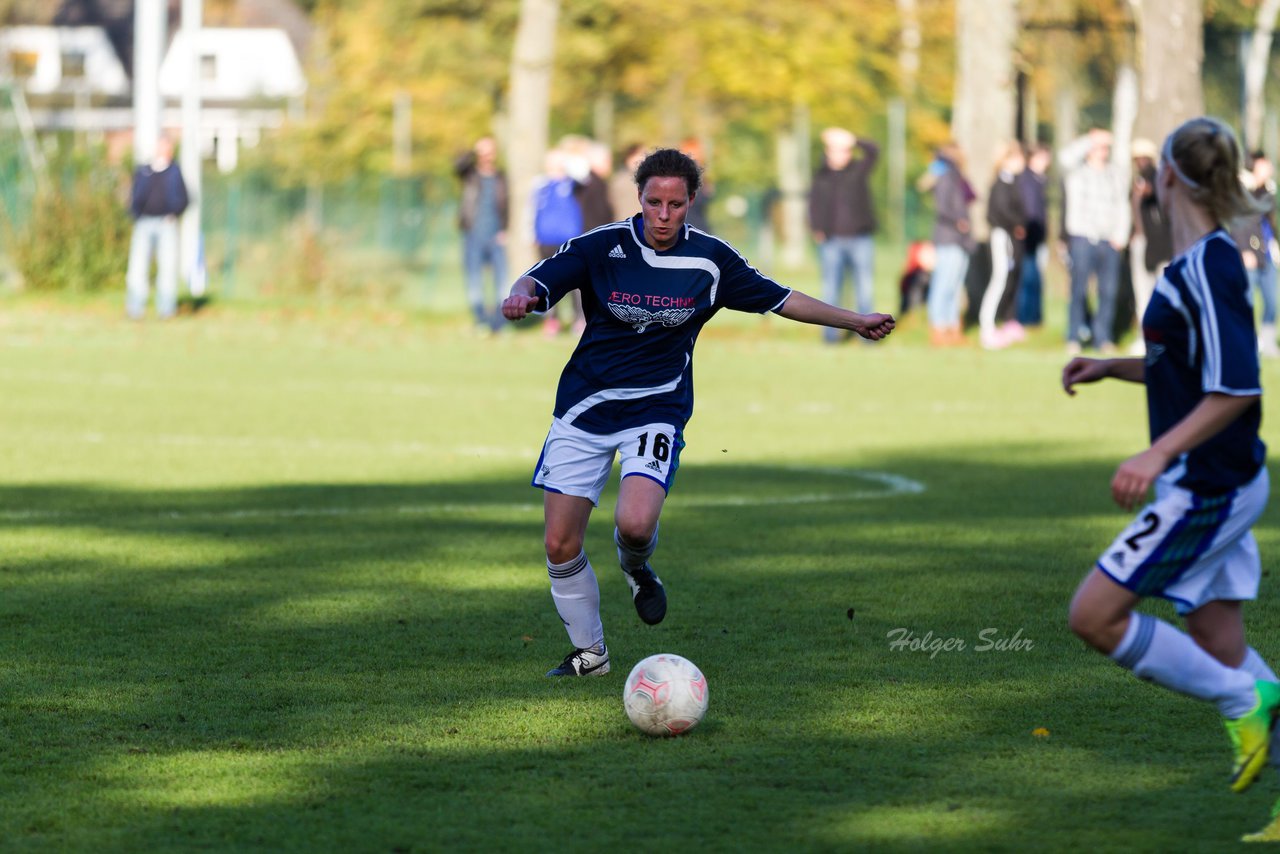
634, 148, 702, 197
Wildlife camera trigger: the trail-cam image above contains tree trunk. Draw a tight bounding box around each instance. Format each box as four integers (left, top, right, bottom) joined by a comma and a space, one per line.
892, 0, 920, 248
1133, 0, 1203, 145
506, 0, 560, 278
951, 0, 1018, 241
896, 0, 921, 91
775, 102, 810, 271
1244, 0, 1280, 152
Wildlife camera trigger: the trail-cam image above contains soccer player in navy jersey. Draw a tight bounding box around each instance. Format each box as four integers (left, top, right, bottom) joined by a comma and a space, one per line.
1060, 118, 1278, 816
501, 148, 895, 678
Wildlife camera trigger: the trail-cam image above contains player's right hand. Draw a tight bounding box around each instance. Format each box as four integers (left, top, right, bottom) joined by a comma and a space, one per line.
502, 293, 541, 321
1061, 357, 1109, 396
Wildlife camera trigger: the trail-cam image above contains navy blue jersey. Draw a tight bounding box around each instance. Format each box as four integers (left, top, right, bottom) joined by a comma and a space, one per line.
1143, 229, 1265, 494
525, 215, 792, 434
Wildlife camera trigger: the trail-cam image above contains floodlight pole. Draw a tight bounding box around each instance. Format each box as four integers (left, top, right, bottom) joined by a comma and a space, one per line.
132, 0, 165, 164
180, 0, 204, 296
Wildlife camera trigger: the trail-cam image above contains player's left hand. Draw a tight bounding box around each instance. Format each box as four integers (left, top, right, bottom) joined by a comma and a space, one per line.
1111, 447, 1168, 511
854, 313, 896, 340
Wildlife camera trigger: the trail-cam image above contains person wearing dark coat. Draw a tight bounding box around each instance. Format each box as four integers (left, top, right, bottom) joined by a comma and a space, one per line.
126, 134, 189, 320
978, 142, 1028, 349
809, 126, 880, 343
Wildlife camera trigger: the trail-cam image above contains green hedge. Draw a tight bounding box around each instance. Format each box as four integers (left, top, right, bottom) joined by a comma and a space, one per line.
4, 160, 131, 293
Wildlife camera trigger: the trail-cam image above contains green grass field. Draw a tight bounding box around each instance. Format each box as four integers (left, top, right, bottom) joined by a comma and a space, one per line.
3, 298, 1280, 852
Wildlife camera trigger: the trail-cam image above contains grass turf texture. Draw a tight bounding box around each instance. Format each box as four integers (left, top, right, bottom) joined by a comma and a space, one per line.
3, 303, 1280, 852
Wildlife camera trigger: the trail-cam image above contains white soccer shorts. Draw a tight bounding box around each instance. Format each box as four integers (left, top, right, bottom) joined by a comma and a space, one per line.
1096, 467, 1269, 614
531, 417, 684, 505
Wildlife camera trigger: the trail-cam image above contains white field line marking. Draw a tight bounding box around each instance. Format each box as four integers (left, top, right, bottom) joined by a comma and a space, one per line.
0, 469, 923, 523
674, 467, 925, 507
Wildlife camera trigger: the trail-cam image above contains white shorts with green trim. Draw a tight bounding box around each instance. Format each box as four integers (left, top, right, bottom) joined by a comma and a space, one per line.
1096, 467, 1268, 615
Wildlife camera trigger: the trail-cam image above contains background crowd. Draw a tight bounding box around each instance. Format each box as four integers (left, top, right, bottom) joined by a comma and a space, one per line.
451, 125, 1280, 358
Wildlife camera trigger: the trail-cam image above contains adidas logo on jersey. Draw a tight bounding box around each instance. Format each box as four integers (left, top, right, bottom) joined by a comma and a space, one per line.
608, 244, 627, 260
645, 460, 662, 472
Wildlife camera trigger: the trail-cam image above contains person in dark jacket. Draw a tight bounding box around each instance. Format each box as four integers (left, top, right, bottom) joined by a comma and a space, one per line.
809, 126, 880, 343
1015, 144, 1051, 327
922, 142, 975, 346
1126, 139, 1172, 355
455, 136, 510, 333
978, 142, 1028, 349
125, 134, 188, 319
575, 141, 615, 233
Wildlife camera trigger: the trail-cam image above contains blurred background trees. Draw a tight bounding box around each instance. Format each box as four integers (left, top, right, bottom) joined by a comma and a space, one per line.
8, 0, 1280, 300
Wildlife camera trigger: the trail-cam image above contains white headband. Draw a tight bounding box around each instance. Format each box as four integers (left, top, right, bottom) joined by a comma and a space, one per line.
1162, 134, 1201, 190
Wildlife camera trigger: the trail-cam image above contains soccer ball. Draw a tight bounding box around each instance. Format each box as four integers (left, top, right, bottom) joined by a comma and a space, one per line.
623, 653, 709, 736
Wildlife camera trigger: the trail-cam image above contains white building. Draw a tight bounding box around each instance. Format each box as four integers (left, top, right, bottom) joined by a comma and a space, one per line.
0, 25, 129, 97
159, 27, 306, 171
0, 24, 306, 171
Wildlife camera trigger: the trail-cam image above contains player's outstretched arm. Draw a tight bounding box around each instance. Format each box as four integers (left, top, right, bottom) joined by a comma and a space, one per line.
1061, 357, 1144, 396
501, 276, 543, 321
775, 291, 895, 340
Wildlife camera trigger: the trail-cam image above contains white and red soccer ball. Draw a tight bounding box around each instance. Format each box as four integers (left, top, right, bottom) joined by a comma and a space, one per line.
623, 653, 708, 736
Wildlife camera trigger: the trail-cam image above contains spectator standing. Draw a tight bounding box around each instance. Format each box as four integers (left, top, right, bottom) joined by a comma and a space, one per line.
609, 143, 646, 221
1232, 151, 1280, 358
1129, 138, 1174, 354
809, 126, 880, 343
1059, 129, 1131, 354
454, 136, 509, 334
979, 142, 1028, 349
1015, 144, 1051, 327
533, 146, 586, 336
126, 134, 188, 320
576, 141, 615, 232
924, 143, 975, 347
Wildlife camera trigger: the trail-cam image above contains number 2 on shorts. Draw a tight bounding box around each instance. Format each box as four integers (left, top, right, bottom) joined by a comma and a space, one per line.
1124, 511, 1160, 551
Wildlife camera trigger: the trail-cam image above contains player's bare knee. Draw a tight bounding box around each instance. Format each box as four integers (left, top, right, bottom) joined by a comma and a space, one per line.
544, 531, 584, 565
614, 512, 656, 546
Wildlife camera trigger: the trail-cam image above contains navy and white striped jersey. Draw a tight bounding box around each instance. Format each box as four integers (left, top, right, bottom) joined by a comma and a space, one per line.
525, 215, 792, 435
1143, 229, 1265, 494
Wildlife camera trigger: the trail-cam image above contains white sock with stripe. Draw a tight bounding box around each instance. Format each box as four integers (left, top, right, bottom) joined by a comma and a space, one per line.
547, 551, 604, 652
615, 525, 658, 575
1111, 612, 1259, 718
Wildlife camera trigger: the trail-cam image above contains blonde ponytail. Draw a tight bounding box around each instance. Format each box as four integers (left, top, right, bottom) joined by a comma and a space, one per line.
1164, 117, 1269, 226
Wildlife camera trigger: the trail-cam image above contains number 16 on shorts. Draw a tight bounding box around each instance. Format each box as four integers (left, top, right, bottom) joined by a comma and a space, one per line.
620, 424, 684, 489
532, 418, 685, 504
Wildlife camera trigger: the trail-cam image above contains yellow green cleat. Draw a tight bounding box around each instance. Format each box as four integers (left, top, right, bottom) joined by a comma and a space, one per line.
1225, 680, 1280, 794
1242, 797, 1280, 843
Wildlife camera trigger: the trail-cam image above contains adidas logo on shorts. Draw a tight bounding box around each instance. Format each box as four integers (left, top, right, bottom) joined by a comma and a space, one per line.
1110, 551, 1127, 567
608, 245, 627, 260
645, 460, 662, 472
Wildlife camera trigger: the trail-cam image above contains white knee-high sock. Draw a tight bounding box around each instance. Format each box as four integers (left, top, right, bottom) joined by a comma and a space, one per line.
548, 552, 603, 652
1111, 612, 1259, 718
1240, 647, 1278, 682
615, 525, 658, 575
